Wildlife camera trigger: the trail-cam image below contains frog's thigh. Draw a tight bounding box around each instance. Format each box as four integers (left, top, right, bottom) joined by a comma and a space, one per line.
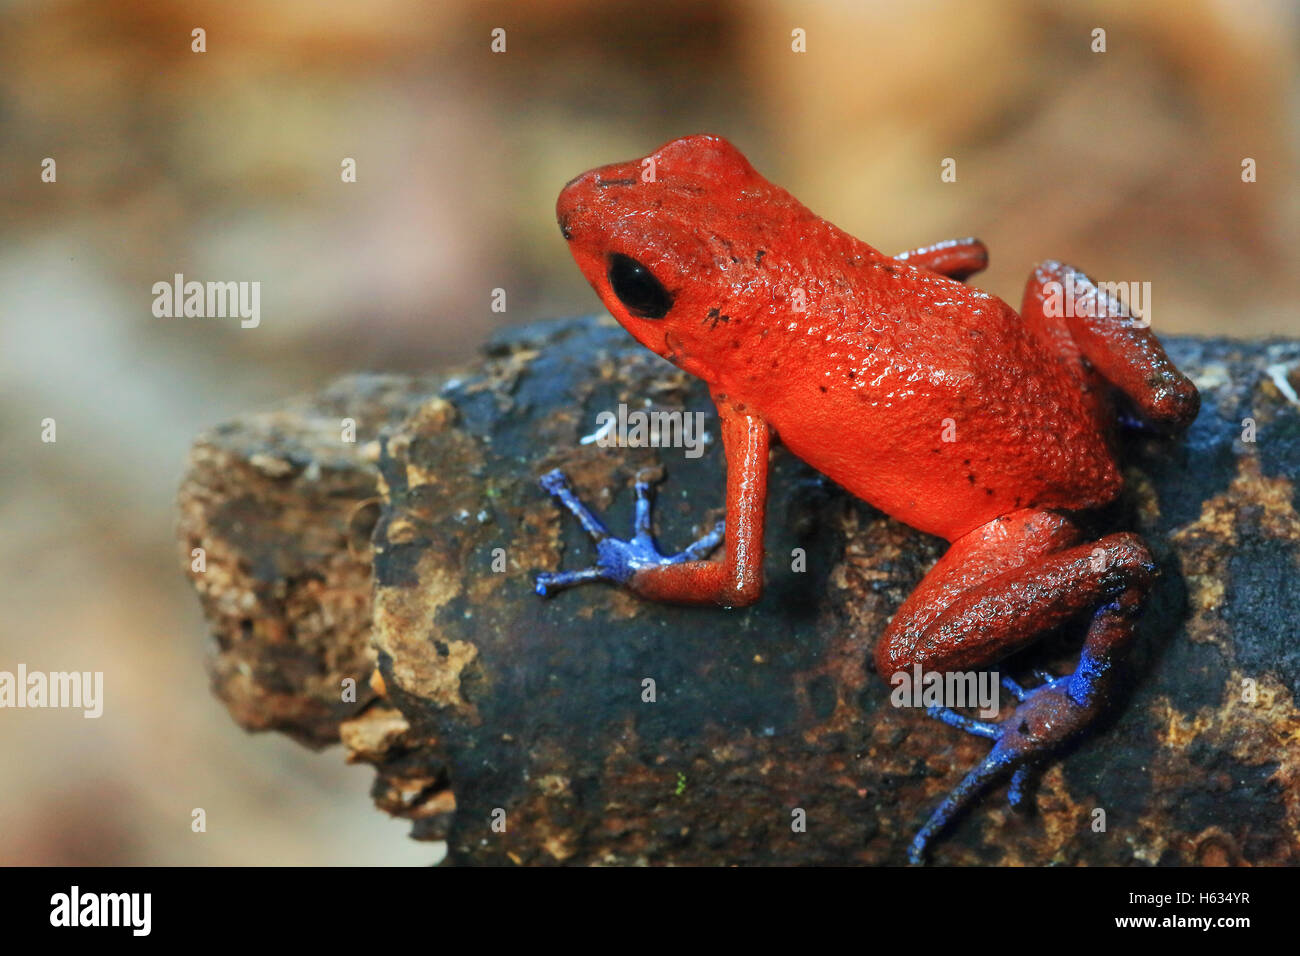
873, 509, 1153, 677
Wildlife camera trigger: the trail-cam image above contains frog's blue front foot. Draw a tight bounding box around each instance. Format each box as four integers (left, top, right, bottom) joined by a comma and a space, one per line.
908, 663, 1108, 865
534, 468, 724, 597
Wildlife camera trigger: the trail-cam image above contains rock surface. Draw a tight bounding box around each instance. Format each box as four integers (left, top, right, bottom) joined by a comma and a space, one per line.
178, 315, 1300, 865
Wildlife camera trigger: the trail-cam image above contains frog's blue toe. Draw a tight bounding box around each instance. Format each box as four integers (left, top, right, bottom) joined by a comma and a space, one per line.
534, 567, 605, 596
534, 468, 723, 596
1008, 765, 1034, 808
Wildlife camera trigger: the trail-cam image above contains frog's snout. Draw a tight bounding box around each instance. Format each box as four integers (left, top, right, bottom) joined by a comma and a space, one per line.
556, 175, 590, 241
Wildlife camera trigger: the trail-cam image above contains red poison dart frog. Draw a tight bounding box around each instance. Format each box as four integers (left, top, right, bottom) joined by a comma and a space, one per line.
534, 135, 1199, 862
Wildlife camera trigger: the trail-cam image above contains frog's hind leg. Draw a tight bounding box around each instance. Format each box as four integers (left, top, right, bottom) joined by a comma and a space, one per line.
1021, 261, 1199, 432
873, 509, 1156, 863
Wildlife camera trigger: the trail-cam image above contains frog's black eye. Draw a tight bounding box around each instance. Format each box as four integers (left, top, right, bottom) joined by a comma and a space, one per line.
607, 253, 673, 319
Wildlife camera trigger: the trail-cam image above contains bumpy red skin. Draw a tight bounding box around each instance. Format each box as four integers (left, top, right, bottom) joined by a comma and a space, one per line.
556, 132, 1197, 677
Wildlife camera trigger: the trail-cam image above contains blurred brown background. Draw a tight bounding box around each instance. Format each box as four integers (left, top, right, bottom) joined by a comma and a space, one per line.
1, 0, 1296, 865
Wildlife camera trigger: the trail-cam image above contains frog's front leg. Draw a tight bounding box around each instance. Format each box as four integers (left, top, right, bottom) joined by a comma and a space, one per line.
874, 509, 1157, 863
894, 238, 988, 280
535, 393, 769, 608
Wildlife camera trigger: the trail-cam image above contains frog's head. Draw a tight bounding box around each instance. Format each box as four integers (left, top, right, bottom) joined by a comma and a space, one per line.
556, 134, 811, 381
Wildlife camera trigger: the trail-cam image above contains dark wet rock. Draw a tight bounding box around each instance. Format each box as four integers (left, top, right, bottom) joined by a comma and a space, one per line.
179, 316, 1300, 865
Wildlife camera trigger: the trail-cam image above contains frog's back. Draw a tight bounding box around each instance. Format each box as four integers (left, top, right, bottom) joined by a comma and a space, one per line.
728, 243, 1122, 542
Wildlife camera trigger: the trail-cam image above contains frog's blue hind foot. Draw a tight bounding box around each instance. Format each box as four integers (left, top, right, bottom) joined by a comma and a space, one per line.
534, 468, 724, 597
908, 704, 1052, 865
906, 594, 1143, 864
908, 652, 1120, 864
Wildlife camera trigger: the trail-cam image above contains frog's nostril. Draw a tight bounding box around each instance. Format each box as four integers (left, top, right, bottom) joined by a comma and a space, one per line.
558, 213, 574, 241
